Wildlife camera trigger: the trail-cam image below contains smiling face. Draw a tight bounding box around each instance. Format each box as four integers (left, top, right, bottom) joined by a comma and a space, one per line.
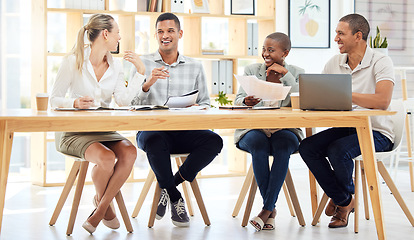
334, 21, 358, 54
105, 20, 121, 52
156, 20, 182, 54
262, 38, 288, 67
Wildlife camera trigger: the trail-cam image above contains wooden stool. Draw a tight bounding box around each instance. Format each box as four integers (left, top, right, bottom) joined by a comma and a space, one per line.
232, 161, 306, 227
131, 153, 210, 227
48, 157, 133, 235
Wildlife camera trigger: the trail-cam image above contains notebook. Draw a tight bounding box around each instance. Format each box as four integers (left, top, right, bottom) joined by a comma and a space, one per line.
299, 74, 352, 111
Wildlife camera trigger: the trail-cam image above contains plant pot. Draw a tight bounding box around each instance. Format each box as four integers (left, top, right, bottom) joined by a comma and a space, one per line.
373, 48, 388, 56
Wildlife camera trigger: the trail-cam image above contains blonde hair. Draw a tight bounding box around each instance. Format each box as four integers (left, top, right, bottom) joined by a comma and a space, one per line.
72, 14, 115, 72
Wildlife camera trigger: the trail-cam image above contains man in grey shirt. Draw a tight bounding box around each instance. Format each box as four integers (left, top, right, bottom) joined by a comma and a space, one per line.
131, 12, 223, 227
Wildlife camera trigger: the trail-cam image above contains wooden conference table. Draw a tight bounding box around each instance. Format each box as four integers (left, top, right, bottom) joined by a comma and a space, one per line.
0, 108, 394, 239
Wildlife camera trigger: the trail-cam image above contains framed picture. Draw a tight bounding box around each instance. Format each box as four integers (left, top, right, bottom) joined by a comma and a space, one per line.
289, 0, 330, 48
355, 0, 407, 51
191, 0, 210, 13
230, 0, 255, 15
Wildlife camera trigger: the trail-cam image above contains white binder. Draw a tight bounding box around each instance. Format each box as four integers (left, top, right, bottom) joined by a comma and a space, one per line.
89, 0, 98, 10
252, 23, 259, 56
65, 0, 74, 8
247, 23, 253, 56
97, 0, 105, 10
171, 0, 185, 13
225, 60, 233, 94
211, 60, 220, 94
81, 0, 90, 9
73, 0, 82, 9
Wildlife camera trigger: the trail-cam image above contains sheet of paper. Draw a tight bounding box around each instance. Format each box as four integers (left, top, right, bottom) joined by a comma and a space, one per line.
164, 90, 199, 108
235, 75, 291, 101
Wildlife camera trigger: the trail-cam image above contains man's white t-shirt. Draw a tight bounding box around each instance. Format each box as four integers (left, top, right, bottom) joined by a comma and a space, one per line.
322, 47, 395, 142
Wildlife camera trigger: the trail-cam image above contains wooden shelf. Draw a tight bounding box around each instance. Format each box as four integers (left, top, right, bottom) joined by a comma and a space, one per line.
46, 8, 274, 20
32, 0, 274, 186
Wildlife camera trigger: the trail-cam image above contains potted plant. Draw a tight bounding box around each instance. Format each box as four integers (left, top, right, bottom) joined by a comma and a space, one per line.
369, 26, 388, 55
214, 91, 233, 106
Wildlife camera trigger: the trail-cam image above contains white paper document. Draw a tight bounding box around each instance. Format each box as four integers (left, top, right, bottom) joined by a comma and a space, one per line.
164, 90, 199, 108
235, 75, 291, 101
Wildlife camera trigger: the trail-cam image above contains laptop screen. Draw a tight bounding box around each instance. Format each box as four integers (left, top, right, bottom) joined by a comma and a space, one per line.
299, 74, 352, 111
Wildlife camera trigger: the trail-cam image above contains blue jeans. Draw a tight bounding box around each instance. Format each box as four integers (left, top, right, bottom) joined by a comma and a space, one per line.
299, 127, 392, 205
238, 129, 299, 211
136, 130, 223, 189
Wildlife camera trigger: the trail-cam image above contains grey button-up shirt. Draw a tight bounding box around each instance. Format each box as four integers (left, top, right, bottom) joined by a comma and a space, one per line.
131, 51, 210, 107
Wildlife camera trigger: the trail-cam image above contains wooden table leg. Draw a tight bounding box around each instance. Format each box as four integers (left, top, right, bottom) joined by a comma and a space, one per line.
0, 121, 14, 234
356, 122, 386, 240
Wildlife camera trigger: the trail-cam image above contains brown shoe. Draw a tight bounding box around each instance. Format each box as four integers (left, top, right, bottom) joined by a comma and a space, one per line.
325, 199, 337, 216
328, 196, 355, 228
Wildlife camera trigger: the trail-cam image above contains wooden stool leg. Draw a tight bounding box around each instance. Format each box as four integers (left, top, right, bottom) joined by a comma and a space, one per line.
181, 181, 194, 216
148, 184, 162, 228
360, 161, 370, 220
175, 157, 194, 217
311, 193, 329, 226
377, 162, 414, 226
354, 160, 360, 233
242, 177, 257, 227
189, 179, 211, 226
284, 169, 306, 226
232, 164, 253, 217
131, 170, 155, 218
115, 191, 133, 232
282, 182, 295, 217
66, 161, 88, 236
49, 161, 81, 226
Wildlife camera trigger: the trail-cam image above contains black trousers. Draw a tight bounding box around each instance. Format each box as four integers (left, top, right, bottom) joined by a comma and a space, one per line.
136, 130, 223, 189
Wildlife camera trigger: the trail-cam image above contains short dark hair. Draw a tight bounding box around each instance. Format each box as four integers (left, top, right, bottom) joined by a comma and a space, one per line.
156, 12, 181, 30
339, 13, 370, 41
266, 32, 291, 51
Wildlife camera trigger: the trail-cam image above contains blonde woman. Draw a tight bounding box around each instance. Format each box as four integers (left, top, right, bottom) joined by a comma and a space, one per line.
50, 14, 145, 234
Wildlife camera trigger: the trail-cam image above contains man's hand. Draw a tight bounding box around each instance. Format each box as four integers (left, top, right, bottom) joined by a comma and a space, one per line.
244, 96, 261, 106
142, 67, 170, 92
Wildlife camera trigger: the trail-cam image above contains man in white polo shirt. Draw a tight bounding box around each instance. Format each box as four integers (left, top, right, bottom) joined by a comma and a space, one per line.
299, 13, 395, 228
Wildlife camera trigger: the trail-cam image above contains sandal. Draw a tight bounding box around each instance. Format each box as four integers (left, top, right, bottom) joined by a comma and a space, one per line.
262, 217, 275, 230
249, 216, 265, 231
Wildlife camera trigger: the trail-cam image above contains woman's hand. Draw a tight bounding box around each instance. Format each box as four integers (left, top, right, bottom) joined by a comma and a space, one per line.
244, 96, 261, 106
124, 50, 145, 75
74, 96, 94, 109
266, 63, 288, 77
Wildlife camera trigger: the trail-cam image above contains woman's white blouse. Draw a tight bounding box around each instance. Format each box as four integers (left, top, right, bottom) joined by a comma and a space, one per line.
50, 46, 145, 108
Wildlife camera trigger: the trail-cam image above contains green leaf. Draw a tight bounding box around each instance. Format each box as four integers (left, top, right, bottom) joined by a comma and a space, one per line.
370, 26, 388, 48
214, 91, 233, 106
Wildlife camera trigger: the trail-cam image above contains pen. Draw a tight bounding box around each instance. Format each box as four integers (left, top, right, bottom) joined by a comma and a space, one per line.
73, 93, 94, 102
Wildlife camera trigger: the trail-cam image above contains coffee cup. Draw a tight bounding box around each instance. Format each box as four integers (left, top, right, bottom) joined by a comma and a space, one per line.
36, 93, 49, 111
290, 92, 300, 111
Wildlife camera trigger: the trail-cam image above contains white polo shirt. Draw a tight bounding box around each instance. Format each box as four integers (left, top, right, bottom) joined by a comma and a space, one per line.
322, 47, 395, 142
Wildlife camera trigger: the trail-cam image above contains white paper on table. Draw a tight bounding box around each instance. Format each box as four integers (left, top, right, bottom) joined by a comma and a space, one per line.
235, 74, 291, 101
164, 90, 199, 108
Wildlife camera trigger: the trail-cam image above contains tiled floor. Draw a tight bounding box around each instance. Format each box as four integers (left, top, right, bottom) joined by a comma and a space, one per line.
2, 156, 414, 240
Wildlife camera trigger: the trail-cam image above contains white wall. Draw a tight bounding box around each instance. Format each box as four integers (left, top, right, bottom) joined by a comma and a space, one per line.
275, 0, 355, 73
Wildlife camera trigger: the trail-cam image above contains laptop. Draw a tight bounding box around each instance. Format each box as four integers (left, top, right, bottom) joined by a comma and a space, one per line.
299, 74, 352, 111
